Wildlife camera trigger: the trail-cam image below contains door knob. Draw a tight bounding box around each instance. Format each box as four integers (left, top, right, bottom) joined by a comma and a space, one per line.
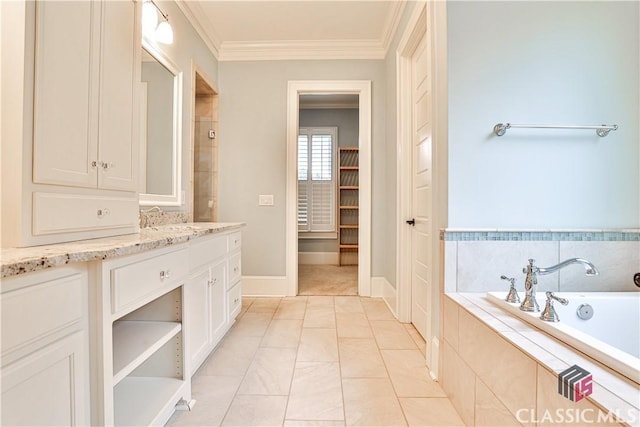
406, 219, 415, 226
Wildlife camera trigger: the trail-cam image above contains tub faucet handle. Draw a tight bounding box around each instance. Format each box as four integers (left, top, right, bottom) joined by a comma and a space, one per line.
501, 275, 520, 303
540, 291, 569, 322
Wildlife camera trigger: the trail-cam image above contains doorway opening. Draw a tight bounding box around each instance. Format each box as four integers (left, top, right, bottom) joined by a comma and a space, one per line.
192, 69, 218, 222
297, 95, 360, 295
286, 81, 372, 297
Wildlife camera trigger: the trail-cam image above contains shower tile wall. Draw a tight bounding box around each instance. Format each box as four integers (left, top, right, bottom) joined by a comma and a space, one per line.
194, 95, 218, 222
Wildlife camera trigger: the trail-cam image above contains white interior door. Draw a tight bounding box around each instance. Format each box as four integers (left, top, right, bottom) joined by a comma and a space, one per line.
410, 32, 432, 356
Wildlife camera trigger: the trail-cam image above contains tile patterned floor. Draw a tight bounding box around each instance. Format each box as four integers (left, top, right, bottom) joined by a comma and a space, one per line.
168, 296, 465, 427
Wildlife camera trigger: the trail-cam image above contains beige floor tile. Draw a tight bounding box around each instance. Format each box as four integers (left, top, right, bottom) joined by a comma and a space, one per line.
342, 378, 407, 426
286, 362, 344, 421
338, 338, 387, 378
237, 347, 297, 395
248, 297, 282, 313
274, 298, 308, 319
403, 324, 426, 355
381, 349, 447, 398
297, 328, 339, 362
284, 421, 345, 427
221, 395, 288, 426
361, 298, 395, 320
303, 305, 336, 328
168, 375, 242, 426
306, 296, 335, 307
399, 398, 465, 426
369, 320, 417, 349
200, 336, 262, 376
334, 296, 364, 314
228, 312, 273, 337
336, 313, 372, 338
260, 319, 303, 348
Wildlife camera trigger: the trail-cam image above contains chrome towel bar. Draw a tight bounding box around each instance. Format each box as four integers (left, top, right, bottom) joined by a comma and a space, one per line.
493, 123, 618, 137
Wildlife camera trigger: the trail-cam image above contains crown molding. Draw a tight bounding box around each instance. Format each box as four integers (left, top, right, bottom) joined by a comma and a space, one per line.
381, 1, 408, 55
175, 0, 410, 62
218, 39, 387, 62
175, 0, 221, 59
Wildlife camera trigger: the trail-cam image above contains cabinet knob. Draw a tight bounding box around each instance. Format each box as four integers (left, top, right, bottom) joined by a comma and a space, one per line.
91, 160, 98, 168
97, 208, 110, 218
160, 270, 171, 280
101, 161, 114, 170
234, 267, 239, 273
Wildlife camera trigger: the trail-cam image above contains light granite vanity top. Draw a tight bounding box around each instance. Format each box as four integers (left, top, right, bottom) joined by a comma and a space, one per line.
1, 222, 245, 279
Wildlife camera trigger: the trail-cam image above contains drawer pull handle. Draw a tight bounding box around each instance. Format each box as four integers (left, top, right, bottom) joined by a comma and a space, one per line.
160, 270, 171, 280
97, 208, 110, 218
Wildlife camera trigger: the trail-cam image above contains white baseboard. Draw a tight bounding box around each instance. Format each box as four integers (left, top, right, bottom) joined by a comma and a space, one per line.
298, 252, 339, 265
241, 276, 288, 297
430, 337, 440, 380
371, 276, 398, 318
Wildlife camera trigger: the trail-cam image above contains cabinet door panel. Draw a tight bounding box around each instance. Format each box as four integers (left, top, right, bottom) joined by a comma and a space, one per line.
1, 332, 89, 426
98, 0, 138, 191
185, 270, 210, 372
32, 1, 99, 188
210, 261, 227, 345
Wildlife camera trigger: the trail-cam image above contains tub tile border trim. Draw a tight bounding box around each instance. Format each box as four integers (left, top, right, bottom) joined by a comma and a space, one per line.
441, 229, 640, 242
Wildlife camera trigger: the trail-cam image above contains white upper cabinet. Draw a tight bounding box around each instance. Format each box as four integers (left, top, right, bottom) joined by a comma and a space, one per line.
32, 0, 139, 192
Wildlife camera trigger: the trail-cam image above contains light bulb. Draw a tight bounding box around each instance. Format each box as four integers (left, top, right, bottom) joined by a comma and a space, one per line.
142, 1, 158, 35
156, 19, 174, 44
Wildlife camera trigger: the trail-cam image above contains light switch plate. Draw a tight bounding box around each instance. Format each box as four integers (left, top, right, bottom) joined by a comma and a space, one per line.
258, 194, 274, 206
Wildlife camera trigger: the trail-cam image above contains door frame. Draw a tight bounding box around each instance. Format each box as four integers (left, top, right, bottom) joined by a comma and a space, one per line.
396, 1, 448, 378
286, 80, 372, 297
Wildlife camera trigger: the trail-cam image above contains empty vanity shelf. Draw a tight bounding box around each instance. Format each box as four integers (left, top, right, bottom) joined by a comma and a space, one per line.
112, 320, 182, 384
114, 377, 185, 426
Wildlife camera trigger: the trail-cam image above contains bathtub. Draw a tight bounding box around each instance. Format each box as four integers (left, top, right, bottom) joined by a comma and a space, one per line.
487, 291, 640, 384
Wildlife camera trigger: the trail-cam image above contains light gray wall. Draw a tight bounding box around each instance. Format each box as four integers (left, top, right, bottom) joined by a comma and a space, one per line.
145, 0, 218, 213
448, 1, 640, 229
298, 108, 359, 254
218, 60, 386, 277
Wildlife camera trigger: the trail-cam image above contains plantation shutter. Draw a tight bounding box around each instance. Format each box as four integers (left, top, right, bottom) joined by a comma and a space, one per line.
298, 127, 337, 233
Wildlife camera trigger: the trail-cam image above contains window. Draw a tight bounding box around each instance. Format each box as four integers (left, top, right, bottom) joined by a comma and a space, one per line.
298, 127, 337, 235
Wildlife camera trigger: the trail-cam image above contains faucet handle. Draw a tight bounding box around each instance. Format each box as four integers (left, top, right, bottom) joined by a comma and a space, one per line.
540, 292, 569, 322
500, 275, 515, 285
545, 291, 569, 306
501, 275, 520, 303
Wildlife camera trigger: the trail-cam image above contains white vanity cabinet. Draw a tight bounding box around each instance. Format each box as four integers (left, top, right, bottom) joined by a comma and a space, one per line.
186, 231, 243, 373
1, 266, 90, 426
1, 0, 141, 248
93, 246, 191, 427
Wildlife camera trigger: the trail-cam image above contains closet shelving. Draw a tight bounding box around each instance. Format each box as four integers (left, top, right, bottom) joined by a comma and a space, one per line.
338, 147, 359, 266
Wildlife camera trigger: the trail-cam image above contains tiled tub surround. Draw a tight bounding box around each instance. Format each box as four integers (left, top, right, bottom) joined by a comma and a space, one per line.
443, 230, 640, 293
440, 229, 640, 426
0, 222, 244, 278
442, 293, 640, 427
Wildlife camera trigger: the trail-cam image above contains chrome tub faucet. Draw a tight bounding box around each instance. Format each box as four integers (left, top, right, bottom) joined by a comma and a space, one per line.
520, 258, 599, 313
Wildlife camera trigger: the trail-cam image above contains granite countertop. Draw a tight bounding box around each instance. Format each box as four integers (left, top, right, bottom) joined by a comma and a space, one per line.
0, 222, 245, 279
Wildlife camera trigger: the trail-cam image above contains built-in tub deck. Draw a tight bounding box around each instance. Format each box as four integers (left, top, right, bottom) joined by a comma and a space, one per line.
487, 291, 640, 385
446, 293, 640, 426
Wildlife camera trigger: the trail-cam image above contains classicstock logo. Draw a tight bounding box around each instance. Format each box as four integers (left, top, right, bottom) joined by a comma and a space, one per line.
558, 365, 593, 402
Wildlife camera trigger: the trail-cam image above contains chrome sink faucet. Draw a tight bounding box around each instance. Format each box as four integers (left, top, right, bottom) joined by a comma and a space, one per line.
520, 258, 599, 312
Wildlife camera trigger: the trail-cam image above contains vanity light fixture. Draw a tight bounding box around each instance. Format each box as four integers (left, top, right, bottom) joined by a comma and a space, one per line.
142, 0, 174, 45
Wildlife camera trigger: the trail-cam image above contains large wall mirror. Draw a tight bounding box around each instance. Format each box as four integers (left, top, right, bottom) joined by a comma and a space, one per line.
139, 40, 183, 206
